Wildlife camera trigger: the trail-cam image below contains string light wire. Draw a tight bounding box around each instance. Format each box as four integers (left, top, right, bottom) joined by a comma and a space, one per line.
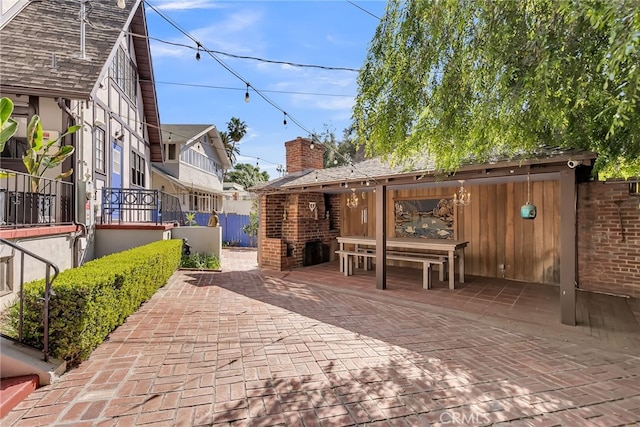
142, 1, 380, 185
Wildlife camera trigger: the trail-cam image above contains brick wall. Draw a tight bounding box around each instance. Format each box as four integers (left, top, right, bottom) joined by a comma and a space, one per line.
259, 191, 339, 270
285, 136, 324, 173
577, 181, 640, 297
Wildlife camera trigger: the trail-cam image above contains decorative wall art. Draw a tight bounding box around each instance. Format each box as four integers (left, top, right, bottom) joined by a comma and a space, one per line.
394, 198, 454, 239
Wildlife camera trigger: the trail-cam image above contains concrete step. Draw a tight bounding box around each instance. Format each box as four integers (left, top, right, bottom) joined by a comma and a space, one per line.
0, 375, 39, 418
0, 336, 66, 387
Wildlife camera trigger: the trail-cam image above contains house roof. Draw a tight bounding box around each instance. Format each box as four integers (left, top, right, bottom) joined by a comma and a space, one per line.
151, 165, 225, 195
0, 0, 163, 162
160, 124, 232, 170
253, 147, 598, 193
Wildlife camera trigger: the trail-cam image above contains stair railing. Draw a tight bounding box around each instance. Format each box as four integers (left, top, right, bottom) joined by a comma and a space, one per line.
0, 238, 59, 362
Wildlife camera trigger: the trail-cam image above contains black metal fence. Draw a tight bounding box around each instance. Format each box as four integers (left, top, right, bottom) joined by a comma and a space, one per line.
0, 169, 74, 228
101, 188, 183, 225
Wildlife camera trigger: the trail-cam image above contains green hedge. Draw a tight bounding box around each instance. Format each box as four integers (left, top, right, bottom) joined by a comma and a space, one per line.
5, 239, 182, 366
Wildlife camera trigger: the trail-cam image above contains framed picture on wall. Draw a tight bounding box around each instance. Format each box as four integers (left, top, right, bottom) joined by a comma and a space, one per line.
394, 198, 454, 239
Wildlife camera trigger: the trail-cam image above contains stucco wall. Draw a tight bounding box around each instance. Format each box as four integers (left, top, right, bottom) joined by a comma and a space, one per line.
0, 234, 74, 310
171, 226, 222, 258
95, 229, 171, 259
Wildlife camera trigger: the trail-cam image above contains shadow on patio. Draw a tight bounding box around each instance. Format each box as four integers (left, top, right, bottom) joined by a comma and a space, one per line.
219, 248, 640, 355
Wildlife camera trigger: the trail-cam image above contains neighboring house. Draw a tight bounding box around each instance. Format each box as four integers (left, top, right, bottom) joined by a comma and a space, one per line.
0, 0, 163, 305
151, 124, 231, 217
222, 182, 254, 215
255, 137, 640, 326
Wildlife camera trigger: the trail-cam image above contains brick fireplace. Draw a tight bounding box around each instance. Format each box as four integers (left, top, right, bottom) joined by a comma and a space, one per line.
258, 137, 340, 270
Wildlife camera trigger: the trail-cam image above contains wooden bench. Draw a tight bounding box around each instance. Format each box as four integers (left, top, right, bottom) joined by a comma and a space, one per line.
335, 250, 446, 289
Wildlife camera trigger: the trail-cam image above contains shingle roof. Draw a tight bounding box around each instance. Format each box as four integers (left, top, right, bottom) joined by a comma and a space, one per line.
0, 0, 163, 161
1, 0, 131, 98
254, 147, 597, 192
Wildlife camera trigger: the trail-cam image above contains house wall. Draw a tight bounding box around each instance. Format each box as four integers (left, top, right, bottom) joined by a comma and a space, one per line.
94, 228, 171, 259
340, 179, 562, 285
0, 233, 74, 311
577, 181, 640, 298
172, 226, 222, 259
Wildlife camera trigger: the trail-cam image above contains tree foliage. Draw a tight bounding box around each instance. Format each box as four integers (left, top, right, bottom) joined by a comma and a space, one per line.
314, 125, 360, 168
221, 117, 247, 165
353, 0, 640, 178
226, 163, 269, 189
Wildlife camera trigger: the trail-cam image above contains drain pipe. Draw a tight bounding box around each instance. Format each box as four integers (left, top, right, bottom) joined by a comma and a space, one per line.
57, 97, 88, 267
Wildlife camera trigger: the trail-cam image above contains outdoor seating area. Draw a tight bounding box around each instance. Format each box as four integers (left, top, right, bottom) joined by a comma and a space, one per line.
336, 236, 468, 289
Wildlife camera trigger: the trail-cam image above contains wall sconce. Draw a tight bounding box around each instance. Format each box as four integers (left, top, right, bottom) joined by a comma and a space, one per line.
347, 189, 359, 209
309, 201, 318, 219
452, 180, 471, 206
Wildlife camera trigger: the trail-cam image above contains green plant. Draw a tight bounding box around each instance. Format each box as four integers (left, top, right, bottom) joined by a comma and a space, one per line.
0, 97, 18, 153
180, 252, 221, 270
23, 114, 80, 192
2, 239, 182, 366
185, 211, 197, 226
242, 211, 259, 246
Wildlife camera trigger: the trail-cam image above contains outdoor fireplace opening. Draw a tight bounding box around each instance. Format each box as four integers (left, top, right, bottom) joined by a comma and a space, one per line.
303, 240, 329, 266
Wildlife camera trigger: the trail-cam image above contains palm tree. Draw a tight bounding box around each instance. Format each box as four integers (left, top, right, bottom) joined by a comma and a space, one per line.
219, 131, 239, 165
227, 117, 247, 144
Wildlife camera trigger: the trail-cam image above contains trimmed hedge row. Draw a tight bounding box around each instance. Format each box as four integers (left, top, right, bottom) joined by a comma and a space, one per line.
6, 239, 182, 366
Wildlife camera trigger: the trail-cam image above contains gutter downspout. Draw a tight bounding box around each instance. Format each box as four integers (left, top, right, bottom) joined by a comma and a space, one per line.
56, 97, 88, 267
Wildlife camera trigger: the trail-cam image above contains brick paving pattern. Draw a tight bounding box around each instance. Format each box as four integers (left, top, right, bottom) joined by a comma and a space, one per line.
3, 249, 640, 426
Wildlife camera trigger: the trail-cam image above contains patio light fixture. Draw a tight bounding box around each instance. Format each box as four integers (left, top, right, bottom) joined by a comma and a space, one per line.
452, 180, 471, 206
347, 189, 359, 209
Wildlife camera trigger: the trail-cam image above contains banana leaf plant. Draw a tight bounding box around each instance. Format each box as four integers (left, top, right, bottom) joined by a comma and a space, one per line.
23, 114, 80, 193
0, 97, 18, 153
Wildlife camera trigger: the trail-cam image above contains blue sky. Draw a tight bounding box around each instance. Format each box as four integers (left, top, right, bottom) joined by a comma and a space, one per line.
145, 0, 387, 177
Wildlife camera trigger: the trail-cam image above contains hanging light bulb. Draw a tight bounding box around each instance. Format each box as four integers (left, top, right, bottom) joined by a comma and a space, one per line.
315, 171, 318, 182
244, 83, 250, 103
168, 132, 172, 142
116, 0, 126, 9
334, 159, 338, 165
195, 45, 201, 61
310, 141, 314, 149
283, 112, 287, 126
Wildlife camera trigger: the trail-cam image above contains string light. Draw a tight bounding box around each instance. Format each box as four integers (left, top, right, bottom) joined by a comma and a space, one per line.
283, 112, 287, 126
141, 0, 381, 186
195, 44, 201, 61
168, 132, 172, 142
315, 171, 318, 182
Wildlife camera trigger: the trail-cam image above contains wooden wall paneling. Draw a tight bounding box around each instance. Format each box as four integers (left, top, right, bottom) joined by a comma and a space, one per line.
496, 183, 507, 279
486, 183, 498, 277
515, 182, 529, 281
469, 184, 481, 276
505, 182, 516, 280
552, 180, 561, 283
532, 180, 546, 283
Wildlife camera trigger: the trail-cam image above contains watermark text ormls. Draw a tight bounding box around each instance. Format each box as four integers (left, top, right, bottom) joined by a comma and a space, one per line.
439, 410, 491, 425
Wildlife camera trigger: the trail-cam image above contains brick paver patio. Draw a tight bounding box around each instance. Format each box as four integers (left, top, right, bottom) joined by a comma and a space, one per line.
3, 249, 640, 426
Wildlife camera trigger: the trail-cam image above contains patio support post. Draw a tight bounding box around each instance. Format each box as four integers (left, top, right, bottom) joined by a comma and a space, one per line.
375, 184, 387, 289
560, 170, 576, 325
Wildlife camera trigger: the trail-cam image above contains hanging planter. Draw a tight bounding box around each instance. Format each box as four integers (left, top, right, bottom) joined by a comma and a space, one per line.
520, 173, 537, 220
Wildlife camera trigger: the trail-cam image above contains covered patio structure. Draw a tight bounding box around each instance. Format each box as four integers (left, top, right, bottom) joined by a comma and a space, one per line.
255, 137, 631, 326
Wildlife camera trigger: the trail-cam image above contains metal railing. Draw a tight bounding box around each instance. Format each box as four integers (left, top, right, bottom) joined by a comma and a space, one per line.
0, 238, 58, 362
0, 169, 74, 228
101, 188, 183, 225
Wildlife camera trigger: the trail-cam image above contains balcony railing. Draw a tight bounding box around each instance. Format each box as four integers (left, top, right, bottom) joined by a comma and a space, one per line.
101, 188, 183, 225
0, 169, 74, 229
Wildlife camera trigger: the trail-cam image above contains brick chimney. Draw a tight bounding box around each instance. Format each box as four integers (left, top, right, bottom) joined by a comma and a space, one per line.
285, 136, 324, 173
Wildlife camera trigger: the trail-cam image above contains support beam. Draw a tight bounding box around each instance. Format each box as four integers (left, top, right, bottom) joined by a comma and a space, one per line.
375, 184, 387, 289
560, 170, 576, 325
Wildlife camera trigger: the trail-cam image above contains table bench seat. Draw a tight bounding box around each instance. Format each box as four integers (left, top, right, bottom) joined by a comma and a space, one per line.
335, 250, 446, 289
